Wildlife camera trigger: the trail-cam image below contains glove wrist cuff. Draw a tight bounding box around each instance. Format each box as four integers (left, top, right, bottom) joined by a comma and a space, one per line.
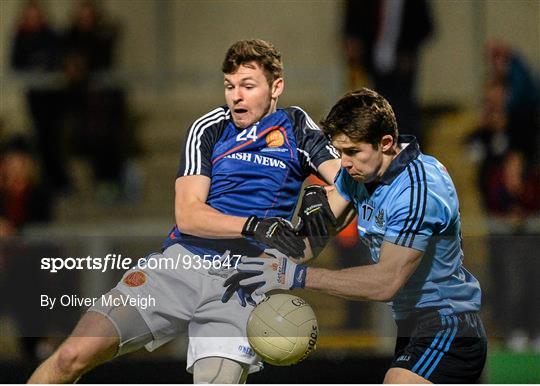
291, 265, 307, 289
242, 215, 259, 236
305, 184, 327, 195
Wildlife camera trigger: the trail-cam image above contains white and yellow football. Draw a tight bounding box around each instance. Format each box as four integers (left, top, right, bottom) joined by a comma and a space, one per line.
247, 294, 318, 366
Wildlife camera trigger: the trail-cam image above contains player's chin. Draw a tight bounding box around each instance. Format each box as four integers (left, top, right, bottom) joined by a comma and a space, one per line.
232, 115, 254, 129
233, 120, 248, 129
348, 172, 366, 182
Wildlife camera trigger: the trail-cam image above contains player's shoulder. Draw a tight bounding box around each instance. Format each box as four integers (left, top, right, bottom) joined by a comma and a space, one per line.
385, 156, 432, 206
419, 153, 447, 173
188, 105, 231, 130
283, 106, 321, 131
392, 154, 448, 187
203, 105, 230, 117
389, 155, 457, 219
183, 106, 231, 156
417, 154, 458, 196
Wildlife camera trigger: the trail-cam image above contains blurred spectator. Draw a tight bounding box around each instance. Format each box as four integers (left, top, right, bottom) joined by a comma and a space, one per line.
62, 1, 136, 203
63, 0, 116, 75
467, 38, 540, 200
487, 152, 540, 218
467, 83, 510, 206
10, 0, 60, 71
468, 41, 540, 352
344, 0, 433, 141
486, 152, 540, 352
10, 1, 70, 194
0, 134, 53, 234
0, 134, 61, 362
487, 40, 540, 163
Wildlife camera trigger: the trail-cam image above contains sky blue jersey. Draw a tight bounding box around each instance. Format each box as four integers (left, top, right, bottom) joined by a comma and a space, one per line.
335, 135, 481, 320
163, 106, 339, 257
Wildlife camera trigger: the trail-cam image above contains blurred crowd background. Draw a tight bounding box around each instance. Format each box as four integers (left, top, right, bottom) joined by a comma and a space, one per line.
0, 0, 539, 382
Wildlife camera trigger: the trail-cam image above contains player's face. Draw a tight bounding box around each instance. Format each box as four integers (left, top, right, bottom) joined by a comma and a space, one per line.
224, 62, 284, 129
332, 133, 385, 183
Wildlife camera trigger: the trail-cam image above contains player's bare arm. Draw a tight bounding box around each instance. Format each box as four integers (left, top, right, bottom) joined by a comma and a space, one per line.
175, 175, 247, 238
176, 175, 305, 257
305, 241, 423, 301
315, 158, 341, 185
225, 240, 422, 302
326, 187, 354, 227
316, 159, 357, 230
224, 88, 487, 383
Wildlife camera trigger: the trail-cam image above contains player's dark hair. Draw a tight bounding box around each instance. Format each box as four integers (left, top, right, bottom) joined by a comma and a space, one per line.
320, 88, 398, 149
222, 39, 283, 85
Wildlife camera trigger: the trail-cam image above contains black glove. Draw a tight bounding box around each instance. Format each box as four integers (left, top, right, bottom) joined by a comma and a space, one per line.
242, 215, 305, 258
221, 270, 261, 306
297, 185, 337, 250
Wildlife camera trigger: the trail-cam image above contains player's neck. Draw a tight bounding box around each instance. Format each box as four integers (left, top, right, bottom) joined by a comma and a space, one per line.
257, 99, 279, 124
265, 98, 279, 118
375, 145, 401, 182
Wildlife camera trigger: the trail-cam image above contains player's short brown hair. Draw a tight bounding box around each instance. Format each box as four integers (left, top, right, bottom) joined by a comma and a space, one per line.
222, 39, 283, 85
320, 88, 398, 149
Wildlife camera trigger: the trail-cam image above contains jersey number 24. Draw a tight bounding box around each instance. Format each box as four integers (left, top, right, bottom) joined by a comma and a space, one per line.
236, 126, 258, 141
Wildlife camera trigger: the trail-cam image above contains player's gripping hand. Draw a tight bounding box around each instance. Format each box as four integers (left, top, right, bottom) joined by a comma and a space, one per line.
242, 215, 305, 258
221, 251, 307, 305
208, 251, 261, 307
297, 185, 337, 250
220, 270, 261, 307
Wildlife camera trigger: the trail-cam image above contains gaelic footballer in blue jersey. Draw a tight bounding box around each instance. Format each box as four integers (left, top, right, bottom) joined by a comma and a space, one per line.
28, 40, 340, 384
224, 88, 487, 384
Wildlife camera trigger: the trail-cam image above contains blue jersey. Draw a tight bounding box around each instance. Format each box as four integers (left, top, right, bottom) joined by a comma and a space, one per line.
335, 135, 481, 319
163, 106, 339, 257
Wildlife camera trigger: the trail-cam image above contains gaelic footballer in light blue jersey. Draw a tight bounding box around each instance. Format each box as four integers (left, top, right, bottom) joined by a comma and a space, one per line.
225, 88, 487, 383
334, 135, 481, 320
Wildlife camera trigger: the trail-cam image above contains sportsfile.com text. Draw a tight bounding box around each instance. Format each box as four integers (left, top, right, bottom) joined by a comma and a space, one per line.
40, 253, 241, 273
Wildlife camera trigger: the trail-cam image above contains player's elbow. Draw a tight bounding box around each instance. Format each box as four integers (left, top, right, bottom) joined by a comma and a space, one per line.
373, 287, 398, 302
176, 216, 191, 234
175, 204, 196, 234
368, 286, 392, 302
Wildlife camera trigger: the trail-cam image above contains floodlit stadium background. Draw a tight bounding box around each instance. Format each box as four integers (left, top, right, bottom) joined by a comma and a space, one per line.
0, 0, 539, 383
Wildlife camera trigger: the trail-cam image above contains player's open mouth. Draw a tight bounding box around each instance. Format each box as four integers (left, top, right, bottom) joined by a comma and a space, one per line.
234, 108, 248, 114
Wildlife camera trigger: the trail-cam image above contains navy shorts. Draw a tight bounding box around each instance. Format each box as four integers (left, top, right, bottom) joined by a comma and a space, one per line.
391, 310, 487, 383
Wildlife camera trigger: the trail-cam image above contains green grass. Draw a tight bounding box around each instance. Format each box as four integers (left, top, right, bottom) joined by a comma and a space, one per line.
488, 350, 540, 383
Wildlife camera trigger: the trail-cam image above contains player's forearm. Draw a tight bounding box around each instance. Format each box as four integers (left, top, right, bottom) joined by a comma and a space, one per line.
176, 201, 246, 238
305, 265, 398, 302
327, 189, 353, 224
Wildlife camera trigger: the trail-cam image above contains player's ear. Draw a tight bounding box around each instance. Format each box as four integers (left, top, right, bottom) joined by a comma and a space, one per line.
380, 134, 394, 152
271, 78, 284, 99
